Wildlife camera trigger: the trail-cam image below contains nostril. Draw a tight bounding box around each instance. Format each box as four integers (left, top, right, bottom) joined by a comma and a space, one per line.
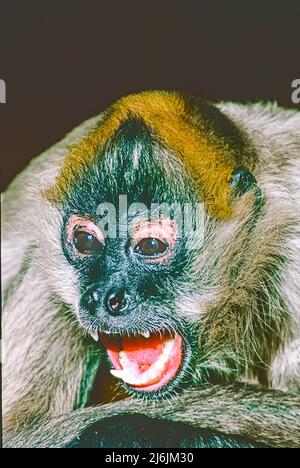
106, 289, 129, 315
108, 291, 124, 310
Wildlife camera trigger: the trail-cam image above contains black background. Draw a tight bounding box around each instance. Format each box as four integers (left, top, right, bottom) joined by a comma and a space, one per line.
1, 0, 299, 191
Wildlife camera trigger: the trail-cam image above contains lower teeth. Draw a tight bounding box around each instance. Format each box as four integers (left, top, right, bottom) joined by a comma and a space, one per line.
110, 339, 175, 386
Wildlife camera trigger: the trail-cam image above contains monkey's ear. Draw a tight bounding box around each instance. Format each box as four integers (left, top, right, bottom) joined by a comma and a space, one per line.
229, 167, 263, 206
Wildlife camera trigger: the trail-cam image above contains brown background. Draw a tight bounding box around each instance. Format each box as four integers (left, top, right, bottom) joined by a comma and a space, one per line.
1, 0, 299, 191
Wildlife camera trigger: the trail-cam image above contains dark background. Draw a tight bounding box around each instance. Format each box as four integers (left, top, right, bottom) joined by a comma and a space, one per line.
1, 0, 299, 191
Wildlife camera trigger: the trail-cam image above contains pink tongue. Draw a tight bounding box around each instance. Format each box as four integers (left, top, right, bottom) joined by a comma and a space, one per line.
122, 334, 166, 365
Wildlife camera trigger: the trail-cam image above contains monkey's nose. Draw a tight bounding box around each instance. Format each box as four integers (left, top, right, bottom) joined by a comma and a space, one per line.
105, 288, 129, 316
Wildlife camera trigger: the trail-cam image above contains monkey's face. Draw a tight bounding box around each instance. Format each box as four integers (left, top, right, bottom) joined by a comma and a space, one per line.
65, 213, 194, 394
55, 95, 262, 397
60, 121, 201, 396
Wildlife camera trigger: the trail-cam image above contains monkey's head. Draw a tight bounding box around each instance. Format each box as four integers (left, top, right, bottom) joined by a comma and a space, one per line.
47, 91, 269, 398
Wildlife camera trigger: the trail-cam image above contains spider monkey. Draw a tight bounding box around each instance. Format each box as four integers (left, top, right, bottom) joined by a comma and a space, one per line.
3, 91, 300, 448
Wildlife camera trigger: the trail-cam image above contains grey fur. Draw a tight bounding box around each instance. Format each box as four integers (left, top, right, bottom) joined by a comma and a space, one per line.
2, 98, 300, 448
4, 385, 300, 448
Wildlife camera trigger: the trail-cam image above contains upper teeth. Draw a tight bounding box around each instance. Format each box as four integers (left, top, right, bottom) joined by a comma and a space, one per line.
141, 330, 150, 338
89, 330, 99, 342
90, 329, 148, 338
110, 339, 175, 386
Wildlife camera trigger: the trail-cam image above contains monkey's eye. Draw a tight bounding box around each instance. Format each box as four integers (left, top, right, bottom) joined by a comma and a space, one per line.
73, 230, 103, 254
134, 237, 168, 257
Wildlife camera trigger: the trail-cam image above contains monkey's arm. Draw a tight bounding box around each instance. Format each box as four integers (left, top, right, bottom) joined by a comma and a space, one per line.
5, 384, 300, 448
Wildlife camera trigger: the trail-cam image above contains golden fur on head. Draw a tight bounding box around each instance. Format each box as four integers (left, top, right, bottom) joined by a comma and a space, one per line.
47, 90, 240, 218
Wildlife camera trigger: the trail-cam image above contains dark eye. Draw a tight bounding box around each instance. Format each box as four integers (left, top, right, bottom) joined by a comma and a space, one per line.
74, 231, 103, 254
134, 238, 168, 257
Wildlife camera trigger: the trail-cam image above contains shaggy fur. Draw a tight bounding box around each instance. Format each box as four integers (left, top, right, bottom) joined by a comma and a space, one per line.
2, 94, 300, 448
5, 385, 300, 448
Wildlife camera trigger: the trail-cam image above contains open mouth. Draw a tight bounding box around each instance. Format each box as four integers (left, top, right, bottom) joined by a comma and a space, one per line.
100, 330, 183, 392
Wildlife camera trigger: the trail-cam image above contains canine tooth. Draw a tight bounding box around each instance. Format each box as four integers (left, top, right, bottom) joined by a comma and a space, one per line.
89, 330, 98, 342
110, 369, 126, 379
141, 330, 150, 338
110, 368, 148, 386
104, 330, 111, 335
110, 368, 139, 383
